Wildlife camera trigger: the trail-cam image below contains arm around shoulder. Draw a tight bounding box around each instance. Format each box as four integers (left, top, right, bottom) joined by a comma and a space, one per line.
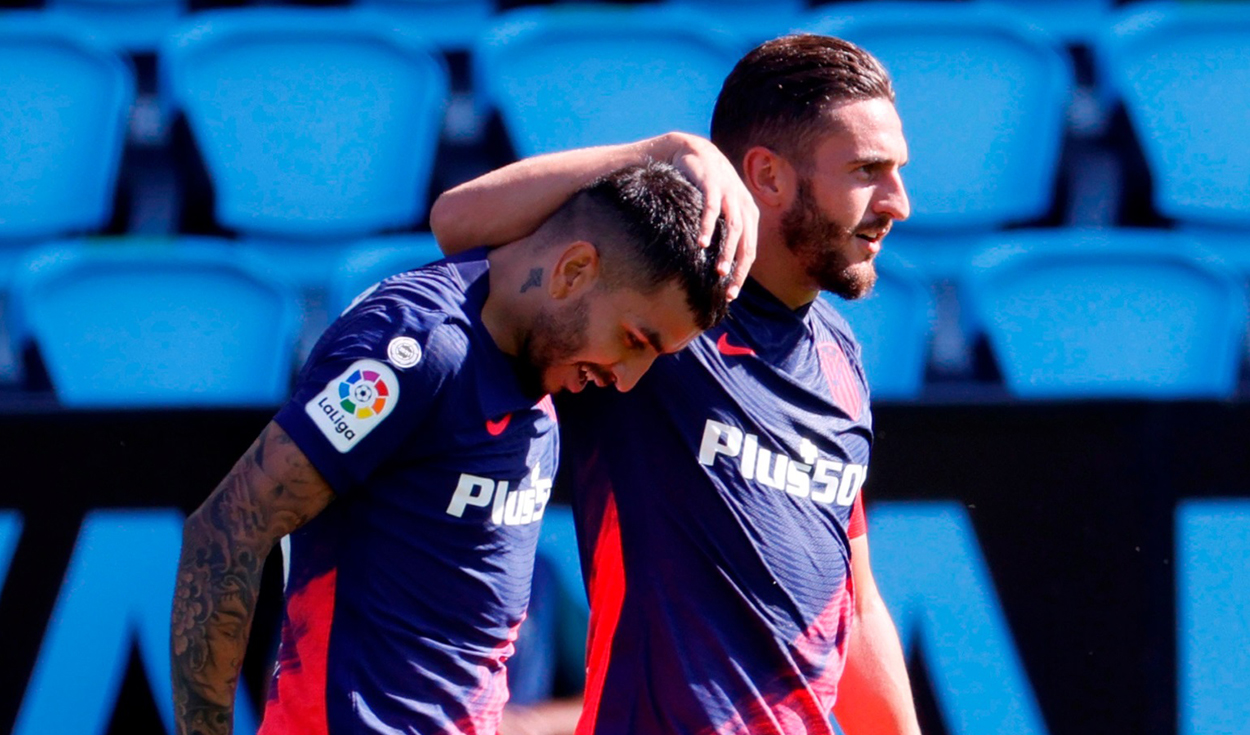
171, 420, 335, 735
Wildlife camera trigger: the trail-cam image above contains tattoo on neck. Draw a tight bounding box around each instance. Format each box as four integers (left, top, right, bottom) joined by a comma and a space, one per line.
520, 268, 543, 293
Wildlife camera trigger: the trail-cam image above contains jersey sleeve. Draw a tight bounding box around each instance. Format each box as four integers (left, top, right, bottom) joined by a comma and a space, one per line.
274, 296, 467, 494
847, 493, 867, 539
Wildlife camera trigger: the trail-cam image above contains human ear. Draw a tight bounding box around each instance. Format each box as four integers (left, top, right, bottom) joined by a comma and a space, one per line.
741, 146, 796, 209
550, 240, 601, 299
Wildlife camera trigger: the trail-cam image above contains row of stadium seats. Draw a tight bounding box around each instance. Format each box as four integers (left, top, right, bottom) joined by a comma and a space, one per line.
4, 3, 1248, 264
15, 0, 1165, 53
7, 230, 1246, 408
2, 2, 1249, 403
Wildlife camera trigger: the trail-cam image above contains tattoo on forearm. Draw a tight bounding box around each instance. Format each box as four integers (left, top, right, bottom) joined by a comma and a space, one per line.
171, 423, 333, 735
520, 267, 543, 293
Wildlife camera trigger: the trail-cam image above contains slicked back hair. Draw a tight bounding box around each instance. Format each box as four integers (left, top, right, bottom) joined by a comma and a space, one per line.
542, 161, 730, 331
711, 34, 895, 174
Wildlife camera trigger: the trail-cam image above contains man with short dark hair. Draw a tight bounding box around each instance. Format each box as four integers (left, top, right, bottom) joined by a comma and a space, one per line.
170, 162, 729, 735
432, 34, 921, 735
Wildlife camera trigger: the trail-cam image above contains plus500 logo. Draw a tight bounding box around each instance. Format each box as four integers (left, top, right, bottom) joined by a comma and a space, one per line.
697, 419, 865, 506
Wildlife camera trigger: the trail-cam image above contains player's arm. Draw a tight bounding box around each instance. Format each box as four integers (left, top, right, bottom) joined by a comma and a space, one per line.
171, 420, 334, 735
832, 533, 922, 735
429, 132, 758, 298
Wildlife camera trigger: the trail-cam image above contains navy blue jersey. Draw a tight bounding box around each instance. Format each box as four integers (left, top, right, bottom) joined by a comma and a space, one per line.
560, 279, 870, 735
265, 251, 559, 735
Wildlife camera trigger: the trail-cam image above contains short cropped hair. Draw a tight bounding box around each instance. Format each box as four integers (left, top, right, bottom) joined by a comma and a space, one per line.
544, 161, 730, 330
711, 34, 895, 172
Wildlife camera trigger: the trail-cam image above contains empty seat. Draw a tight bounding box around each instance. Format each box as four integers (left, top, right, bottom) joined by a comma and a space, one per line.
46, 0, 188, 53
9, 239, 299, 408
663, 0, 806, 45
800, 2, 1074, 278
977, 0, 1116, 44
963, 228, 1247, 399
329, 233, 445, 316
0, 14, 133, 247
475, 5, 745, 157
826, 250, 934, 400
160, 9, 449, 242
355, 0, 495, 50
1100, 2, 1250, 229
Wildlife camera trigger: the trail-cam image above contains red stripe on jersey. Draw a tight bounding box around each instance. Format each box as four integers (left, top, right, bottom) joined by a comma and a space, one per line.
258, 568, 337, 735
816, 342, 862, 421
848, 494, 867, 539
576, 495, 625, 735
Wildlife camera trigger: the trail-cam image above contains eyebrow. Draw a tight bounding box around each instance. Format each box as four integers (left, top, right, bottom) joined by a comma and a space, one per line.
640, 327, 666, 353
851, 155, 908, 168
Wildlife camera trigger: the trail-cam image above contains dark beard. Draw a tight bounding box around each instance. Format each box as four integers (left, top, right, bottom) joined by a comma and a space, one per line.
780, 177, 879, 301
513, 296, 590, 397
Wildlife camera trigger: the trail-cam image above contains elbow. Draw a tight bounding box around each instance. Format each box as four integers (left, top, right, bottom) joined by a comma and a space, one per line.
428, 192, 463, 254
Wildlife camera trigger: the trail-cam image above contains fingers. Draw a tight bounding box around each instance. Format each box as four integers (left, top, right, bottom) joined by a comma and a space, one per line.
728, 197, 758, 301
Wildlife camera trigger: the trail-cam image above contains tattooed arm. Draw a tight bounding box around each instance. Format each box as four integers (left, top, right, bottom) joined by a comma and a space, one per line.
171, 421, 335, 735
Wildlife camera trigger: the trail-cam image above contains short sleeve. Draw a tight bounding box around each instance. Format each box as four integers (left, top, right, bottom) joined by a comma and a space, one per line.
274, 296, 467, 494
847, 493, 867, 539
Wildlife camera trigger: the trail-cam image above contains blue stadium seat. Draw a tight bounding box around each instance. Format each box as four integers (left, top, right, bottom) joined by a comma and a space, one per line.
800, 2, 1074, 278
8, 239, 300, 408
355, 0, 495, 50
0, 14, 133, 248
963, 229, 1247, 400
825, 250, 934, 400
663, 0, 805, 45
475, 5, 745, 157
46, 0, 187, 52
977, 0, 1117, 44
329, 234, 445, 316
160, 9, 449, 244
1100, 2, 1250, 230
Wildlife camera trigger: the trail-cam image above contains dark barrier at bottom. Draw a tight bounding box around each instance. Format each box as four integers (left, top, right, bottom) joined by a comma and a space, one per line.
0, 402, 1246, 735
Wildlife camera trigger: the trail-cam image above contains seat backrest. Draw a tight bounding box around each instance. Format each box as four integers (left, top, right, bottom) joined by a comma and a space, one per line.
160, 9, 449, 240
329, 233, 446, 316
46, 0, 188, 52
800, 2, 1073, 232
964, 228, 1247, 399
10, 239, 300, 408
824, 250, 934, 399
1100, 2, 1250, 228
355, 0, 495, 49
475, 6, 745, 157
0, 14, 133, 242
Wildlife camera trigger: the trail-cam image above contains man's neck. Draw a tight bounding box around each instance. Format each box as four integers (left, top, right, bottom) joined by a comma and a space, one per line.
481, 244, 535, 356
747, 233, 819, 310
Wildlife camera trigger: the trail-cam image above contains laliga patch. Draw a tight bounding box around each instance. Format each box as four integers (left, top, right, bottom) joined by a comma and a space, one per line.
387, 336, 422, 369
304, 359, 400, 452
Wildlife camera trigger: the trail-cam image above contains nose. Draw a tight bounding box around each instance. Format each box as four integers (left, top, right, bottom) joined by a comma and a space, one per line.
611, 354, 659, 393
875, 169, 910, 222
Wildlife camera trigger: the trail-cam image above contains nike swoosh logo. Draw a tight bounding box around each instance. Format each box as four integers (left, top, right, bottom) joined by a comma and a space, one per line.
717, 333, 756, 357
486, 413, 512, 436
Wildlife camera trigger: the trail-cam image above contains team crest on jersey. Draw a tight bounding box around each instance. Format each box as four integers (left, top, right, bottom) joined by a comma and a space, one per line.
817, 342, 863, 420
305, 359, 399, 452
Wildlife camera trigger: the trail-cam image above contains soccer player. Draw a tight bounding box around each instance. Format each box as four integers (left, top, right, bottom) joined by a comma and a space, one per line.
431, 35, 921, 734
170, 162, 731, 735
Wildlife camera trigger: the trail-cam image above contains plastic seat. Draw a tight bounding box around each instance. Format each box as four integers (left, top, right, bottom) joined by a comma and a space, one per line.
160, 9, 450, 242
475, 5, 745, 157
0, 14, 133, 246
963, 229, 1247, 399
329, 234, 445, 316
1100, 2, 1250, 230
46, 0, 188, 52
355, 0, 495, 50
800, 3, 1073, 278
977, 0, 1117, 44
8, 239, 300, 408
663, 0, 806, 45
826, 250, 934, 400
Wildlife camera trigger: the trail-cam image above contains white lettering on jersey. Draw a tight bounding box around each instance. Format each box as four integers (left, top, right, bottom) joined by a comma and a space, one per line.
446, 464, 552, 526
697, 419, 865, 506
304, 359, 399, 453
